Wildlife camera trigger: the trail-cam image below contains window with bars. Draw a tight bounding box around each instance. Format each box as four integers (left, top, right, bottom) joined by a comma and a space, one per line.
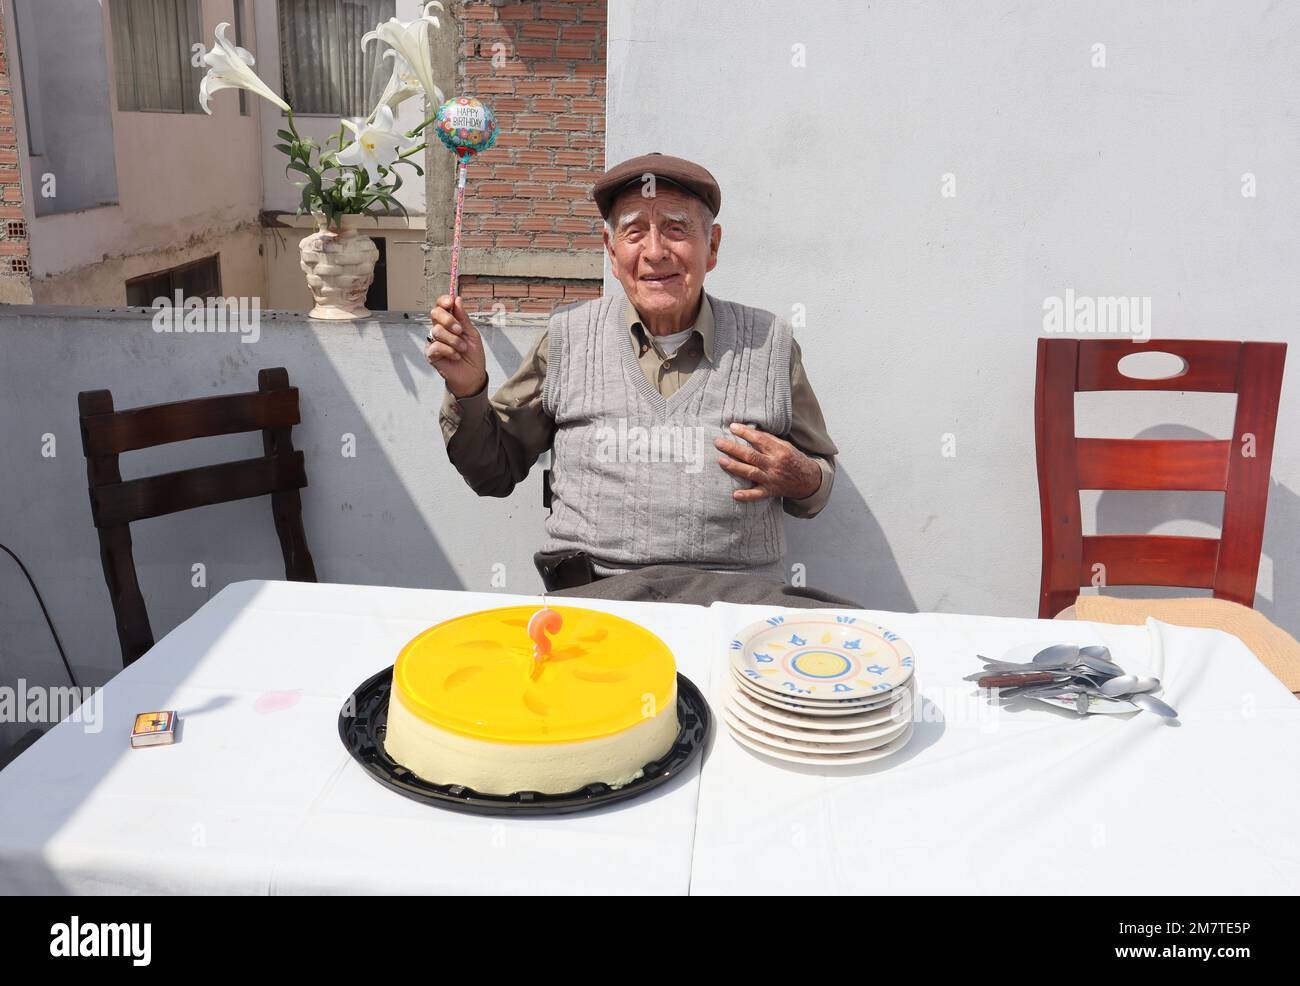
109, 0, 206, 114
278, 0, 396, 117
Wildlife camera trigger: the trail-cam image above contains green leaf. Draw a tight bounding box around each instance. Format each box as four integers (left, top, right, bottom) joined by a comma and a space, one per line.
276, 129, 295, 142
382, 195, 410, 222
392, 158, 424, 177
285, 160, 325, 198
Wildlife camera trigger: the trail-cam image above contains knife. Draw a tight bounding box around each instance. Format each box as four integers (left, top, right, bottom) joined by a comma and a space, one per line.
976, 672, 1058, 688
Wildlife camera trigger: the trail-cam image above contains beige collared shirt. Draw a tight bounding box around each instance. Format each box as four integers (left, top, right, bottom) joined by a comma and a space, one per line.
439, 293, 838, 517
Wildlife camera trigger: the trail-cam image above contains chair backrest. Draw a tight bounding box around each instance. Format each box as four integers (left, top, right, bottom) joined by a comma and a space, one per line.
78, 367, 317, 666
1035, 338, 1286, 619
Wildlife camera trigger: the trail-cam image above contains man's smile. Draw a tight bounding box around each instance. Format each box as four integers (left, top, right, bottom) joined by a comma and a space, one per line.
640, 272, 681, 286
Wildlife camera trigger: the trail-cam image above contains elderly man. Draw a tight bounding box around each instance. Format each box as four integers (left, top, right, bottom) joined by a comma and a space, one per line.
427, 153, 859, 608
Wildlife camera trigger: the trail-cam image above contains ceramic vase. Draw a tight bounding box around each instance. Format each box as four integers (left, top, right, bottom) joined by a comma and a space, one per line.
299, 212, 379, 320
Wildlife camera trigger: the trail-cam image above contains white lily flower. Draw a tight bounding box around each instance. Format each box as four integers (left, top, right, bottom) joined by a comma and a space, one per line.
199, 22, 290, 115
361, 2, 447, 102
368, 51, 439, 122
336, 105, 418, 187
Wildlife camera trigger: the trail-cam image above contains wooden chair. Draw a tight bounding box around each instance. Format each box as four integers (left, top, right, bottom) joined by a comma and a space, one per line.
78, 367, 317, 666
1036, 339, 1286, 619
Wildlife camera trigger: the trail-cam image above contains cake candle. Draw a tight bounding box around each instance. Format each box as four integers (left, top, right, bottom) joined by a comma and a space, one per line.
527, 603, 563, 680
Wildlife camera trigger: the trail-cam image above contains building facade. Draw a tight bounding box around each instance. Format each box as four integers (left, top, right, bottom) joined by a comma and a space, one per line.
0, 0, 607, 315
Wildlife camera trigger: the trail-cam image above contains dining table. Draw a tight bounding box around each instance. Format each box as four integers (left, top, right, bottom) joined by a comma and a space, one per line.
1, 579, 1297, 894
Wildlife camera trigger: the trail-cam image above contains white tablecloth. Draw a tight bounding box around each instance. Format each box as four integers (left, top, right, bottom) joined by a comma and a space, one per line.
2, 581, 1298, 894
695, 603, 1300, 894
0, 581, 711, 895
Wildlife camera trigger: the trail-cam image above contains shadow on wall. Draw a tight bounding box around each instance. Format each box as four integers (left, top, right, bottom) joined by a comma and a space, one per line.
786, 466, 918, 613
0, 311, 478, 731
1089, 425, 1299, 639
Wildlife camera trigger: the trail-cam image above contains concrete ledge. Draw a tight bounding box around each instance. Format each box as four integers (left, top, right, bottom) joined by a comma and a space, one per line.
0, 303, 553, 328
0, 304, 422, 325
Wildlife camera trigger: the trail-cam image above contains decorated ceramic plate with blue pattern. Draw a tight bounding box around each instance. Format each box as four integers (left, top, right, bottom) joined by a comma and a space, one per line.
729, 668, 914, 718
729, 613, 915, 702
729, 667, 908, 713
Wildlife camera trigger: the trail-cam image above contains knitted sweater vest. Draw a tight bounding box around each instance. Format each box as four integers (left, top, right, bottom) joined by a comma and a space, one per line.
541, 290, 793, 577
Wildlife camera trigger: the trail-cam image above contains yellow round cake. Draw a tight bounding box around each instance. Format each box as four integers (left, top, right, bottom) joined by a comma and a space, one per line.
383, 605, 680, 795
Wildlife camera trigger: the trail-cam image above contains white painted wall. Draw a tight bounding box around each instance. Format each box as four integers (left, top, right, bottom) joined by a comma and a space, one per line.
603, 0, 1300, 623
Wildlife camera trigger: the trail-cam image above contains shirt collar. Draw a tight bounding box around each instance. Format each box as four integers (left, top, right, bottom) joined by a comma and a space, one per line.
625, 291, 715, 364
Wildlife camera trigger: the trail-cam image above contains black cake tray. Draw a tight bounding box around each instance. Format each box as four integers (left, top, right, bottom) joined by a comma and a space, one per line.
338, 667, 711, 816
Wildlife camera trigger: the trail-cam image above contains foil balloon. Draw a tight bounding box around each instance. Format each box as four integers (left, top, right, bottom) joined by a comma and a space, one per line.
434, 96, 498, 300
434, 95, 498, 161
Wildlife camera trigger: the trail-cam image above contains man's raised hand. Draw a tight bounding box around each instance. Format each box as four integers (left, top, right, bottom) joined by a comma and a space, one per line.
426, 294, 488, 398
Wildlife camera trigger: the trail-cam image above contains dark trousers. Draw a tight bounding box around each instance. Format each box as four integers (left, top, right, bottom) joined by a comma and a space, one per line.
545, 563, 866, 609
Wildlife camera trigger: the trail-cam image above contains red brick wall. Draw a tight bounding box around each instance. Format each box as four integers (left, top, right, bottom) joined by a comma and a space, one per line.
458, 275, 600, 314
0, 4, 30, 282
450, 1, 606, 313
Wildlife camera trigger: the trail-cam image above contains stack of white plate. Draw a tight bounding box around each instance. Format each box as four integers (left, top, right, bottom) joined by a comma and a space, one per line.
722, 613, 916, 766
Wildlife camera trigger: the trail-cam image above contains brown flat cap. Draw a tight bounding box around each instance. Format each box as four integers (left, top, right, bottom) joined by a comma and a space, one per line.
592, 152, 721, 220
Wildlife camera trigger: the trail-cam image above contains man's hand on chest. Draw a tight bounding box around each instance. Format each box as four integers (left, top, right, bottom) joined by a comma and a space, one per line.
714, 422, 823, 502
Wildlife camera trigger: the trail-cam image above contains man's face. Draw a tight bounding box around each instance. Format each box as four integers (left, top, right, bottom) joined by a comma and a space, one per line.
604, 184, 720, 327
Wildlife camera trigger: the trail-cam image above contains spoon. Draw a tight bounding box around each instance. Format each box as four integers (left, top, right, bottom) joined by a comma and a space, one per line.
1005, 683, 1132, 709
1064, 670, 1113, 688
1076, 645, 1127, 676
993, 657, 1080, 672
1129, 692, 1179, 718
1032, 643, 1081, 666
1099, 675, 1161, 698
1077, 653, 1126, 677
971, 661, 1063, 676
